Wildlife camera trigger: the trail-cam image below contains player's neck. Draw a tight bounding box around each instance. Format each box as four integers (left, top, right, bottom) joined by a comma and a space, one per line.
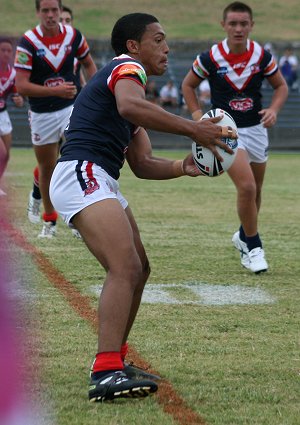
227, 43, 247, 55
40, 24, 61, 38
0, 62, 9, 72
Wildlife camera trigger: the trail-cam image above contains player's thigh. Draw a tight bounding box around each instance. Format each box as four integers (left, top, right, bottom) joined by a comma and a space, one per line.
73, 199, 141, 273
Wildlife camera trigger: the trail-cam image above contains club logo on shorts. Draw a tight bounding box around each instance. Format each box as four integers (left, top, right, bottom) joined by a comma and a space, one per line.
84, 179, 100, 196
33, 133, 41, 142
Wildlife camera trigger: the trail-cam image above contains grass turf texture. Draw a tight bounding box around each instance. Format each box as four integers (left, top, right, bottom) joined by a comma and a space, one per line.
1, 0, 300, 41
3, 148, 300, 425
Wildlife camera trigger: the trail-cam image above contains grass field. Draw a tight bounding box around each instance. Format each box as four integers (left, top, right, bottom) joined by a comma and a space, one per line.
1, 148, 299, 425
1, 0, 300, 41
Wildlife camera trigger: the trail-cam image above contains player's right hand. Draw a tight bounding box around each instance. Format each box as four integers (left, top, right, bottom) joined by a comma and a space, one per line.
53, 81, 78, 99
192, 116, 237, 161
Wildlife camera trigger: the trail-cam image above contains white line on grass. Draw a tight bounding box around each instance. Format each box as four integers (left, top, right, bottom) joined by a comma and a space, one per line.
90, 283, 275, 306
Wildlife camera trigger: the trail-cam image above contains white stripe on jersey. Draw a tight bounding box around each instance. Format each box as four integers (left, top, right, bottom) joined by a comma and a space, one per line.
0, 66, 16, 94
210, 40, 263, 91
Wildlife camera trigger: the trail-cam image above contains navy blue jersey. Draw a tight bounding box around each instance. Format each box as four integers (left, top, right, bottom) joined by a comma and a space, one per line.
59, 55, 147, 180
192, 39, 278, 127
14, 24, 90, 113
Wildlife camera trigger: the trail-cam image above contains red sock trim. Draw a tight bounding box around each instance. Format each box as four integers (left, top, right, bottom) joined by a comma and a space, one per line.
33, 166, 39, 186
43, 211, 58, 222
92, 352, 123, 373
120, 342, 128, 361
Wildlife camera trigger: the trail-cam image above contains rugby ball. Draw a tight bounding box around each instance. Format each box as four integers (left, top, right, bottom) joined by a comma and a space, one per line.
192, 108, 238, 177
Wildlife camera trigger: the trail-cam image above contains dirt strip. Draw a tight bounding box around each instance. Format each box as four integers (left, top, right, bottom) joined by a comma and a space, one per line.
2, 219, 207, 425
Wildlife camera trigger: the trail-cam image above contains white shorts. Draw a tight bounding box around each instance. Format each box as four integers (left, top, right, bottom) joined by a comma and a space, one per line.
29, 105, 73, 146
50, 160, 128, 226
237, 123, 268, 163
0, 110, 12, 136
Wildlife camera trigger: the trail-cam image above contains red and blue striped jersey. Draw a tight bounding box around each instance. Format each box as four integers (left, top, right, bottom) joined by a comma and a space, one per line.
192, 39, 278, 127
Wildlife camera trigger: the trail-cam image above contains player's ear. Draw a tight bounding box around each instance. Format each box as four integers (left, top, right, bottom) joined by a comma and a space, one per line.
126, 39, 139, 54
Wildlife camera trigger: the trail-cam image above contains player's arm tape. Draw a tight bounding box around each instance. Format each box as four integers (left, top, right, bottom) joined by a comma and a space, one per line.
191, 110, 203, 121
221, 126, 237, 139
172, 160, 185, 177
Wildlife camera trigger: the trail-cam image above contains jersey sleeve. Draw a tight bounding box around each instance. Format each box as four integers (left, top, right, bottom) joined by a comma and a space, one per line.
74, 29, 90, 60
14, 36, 33, 72
192, 51, 210, 79
263, 50, 278, 77
107, 61, 147, 94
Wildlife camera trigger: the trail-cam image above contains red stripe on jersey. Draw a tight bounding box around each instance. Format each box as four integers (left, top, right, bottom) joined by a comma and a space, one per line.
107, 62, 146, 94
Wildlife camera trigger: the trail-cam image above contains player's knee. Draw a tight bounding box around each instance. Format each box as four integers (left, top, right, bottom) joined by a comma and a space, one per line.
239, 180, 256, 199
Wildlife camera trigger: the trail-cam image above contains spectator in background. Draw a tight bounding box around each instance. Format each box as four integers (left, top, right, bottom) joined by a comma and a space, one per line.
145, 80, 160, 104
198, 79, 211, 110
159, 79, 179, 107
0, 37, 24, 197
279, 45, 299, 90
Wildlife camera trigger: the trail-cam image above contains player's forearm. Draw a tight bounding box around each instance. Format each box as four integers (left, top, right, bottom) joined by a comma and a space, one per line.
269, 84, 289, 113
131, 156, 184, 180
181, 83, 202, 117
15, 80, 54, 98
118, 97, 197, 140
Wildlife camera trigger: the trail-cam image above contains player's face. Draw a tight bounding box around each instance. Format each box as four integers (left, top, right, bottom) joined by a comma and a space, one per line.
221, 11, 253, 52
0, 42, 13, 66
37, 0, 61, 33
135, 23, 169, 76
60, 11, 73, 26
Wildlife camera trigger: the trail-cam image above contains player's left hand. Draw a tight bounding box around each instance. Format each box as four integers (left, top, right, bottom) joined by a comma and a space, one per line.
259, 108, 277, 128
12, 94, 24, 108
183, 153, 204, 177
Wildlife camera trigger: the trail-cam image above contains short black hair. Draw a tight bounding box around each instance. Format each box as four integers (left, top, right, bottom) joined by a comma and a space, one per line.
223, 2, 253, 21
62, 5, 73, 18
35, 0, 62, 11
0, 37, 13, 46
111, 13, 159, 56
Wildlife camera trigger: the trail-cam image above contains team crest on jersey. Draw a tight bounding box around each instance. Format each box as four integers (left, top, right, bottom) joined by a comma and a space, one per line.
250, 63, 261, 74
217, 66, 228, 77
64, 44, 72, 54
37, 49, 46, 57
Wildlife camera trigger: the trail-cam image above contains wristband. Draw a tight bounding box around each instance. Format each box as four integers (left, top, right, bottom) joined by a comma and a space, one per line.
173, 160, 185, 177
191, 110, 203, 121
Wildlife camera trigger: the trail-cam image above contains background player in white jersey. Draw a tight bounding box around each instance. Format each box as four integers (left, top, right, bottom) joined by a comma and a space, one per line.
0, 38, 24, 196
50, 13, 236, 402
182, 1, 288, 274
14, 0, 97, 238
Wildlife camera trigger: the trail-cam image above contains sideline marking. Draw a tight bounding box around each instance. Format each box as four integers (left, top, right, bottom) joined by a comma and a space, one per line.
2, 219, 207, 425
90, 283, 275, 306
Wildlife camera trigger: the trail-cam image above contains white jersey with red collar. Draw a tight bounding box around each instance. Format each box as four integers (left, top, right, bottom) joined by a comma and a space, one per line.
14, 23, 90, 113
192, 39, 278, 127
0, 65, 17, 112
